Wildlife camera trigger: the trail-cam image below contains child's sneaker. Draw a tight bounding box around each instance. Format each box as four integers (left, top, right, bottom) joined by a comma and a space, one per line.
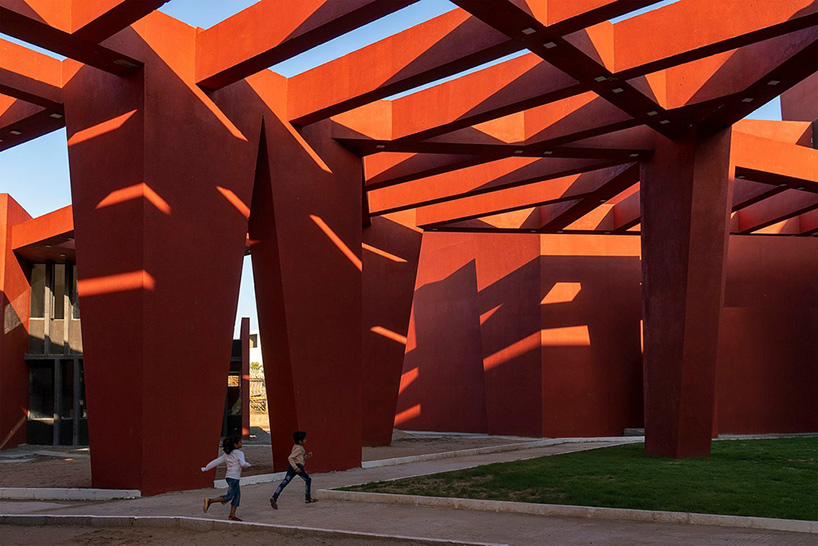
270, 497, 278, 510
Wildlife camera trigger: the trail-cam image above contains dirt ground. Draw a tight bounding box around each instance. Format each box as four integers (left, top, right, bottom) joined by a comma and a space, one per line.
0, 432, 530, 487
0, 525, 436, 546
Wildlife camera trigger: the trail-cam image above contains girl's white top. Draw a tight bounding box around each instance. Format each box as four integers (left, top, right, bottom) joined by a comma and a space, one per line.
201, 449, 251, 479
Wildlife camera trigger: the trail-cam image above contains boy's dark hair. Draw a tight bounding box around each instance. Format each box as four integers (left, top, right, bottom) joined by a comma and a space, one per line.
222, 435, 240, 454
293, 431, 307, 444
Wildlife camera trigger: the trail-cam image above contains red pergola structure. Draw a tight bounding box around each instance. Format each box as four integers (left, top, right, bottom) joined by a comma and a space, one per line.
0, 0, 816, 494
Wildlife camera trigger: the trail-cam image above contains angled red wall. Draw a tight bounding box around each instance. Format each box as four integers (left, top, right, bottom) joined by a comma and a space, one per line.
398, 233, 489, 434
0, 195, 32, 449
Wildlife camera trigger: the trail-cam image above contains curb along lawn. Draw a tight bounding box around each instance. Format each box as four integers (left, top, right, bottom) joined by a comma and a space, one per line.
345, 437, 817, 521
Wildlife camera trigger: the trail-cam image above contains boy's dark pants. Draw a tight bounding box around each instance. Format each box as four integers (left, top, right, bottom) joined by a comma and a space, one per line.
272, 464, 312, 501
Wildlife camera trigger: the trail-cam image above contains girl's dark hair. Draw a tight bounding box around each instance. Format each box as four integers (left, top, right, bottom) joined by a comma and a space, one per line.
293, 431, 307, 444
222, 435, 240, 454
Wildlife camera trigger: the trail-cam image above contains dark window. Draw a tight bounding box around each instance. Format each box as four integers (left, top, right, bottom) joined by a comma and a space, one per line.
29, 364, 54, 420
53, 263, 65, 320
71, 265, 80, 319
30, 264, 46, 318
60, 360, 75, 419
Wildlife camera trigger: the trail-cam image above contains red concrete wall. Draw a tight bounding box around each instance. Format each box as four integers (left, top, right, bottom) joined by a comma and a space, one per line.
362, 211, 423, 445
398, 233, 817, 438
539, 236, 643, 438
474, 234, 542, 437
0, 195, 32, 449
717, 236, 818, 434
780, 72, 818, 124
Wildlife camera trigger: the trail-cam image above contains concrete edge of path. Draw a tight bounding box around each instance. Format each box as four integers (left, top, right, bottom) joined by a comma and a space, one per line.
362, 437, 642, 469
0, 488, 140, 501
211, 436, 641, 488
318, 490, 818, 535
0, 514, 510, 546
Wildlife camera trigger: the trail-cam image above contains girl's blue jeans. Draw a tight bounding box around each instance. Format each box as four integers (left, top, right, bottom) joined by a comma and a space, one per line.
221, 477, 241, 507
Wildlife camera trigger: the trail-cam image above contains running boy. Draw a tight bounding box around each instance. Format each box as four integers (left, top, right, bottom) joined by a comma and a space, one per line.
201, 435, 251, 521
270, 430, 317, 508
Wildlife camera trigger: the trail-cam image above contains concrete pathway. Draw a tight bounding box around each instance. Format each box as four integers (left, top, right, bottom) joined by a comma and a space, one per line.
0, 439, 813, 545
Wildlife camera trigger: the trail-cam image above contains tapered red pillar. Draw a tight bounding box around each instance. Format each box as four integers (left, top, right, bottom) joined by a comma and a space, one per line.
640, 129, 734, 458
242, 75, 363, 471
0, 195, 32, 450
63, 14, 256, 494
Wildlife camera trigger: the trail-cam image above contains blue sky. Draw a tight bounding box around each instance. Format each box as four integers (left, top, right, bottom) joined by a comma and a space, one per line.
0, 0, 784, 335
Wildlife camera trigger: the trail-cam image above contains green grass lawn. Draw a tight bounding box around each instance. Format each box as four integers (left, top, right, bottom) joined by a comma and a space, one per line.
346, 437, 818, 521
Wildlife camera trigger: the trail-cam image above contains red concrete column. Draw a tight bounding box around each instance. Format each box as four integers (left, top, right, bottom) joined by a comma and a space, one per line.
362, 211, 422, 445
62, 14, 256, 494
640, 129, 734, 458
0, 195, 32, 450
240, 317, 250, 440
246, 92, 363, 472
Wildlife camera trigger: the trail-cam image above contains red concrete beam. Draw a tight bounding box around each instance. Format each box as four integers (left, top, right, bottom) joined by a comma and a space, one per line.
415, 163, 637, 228
389, 53, 582, 143
363, 152, 498, 190
537, 163, 639, 232
731, 179, 786, 211
612, 0, 818, 78
333, 2, 815, 149
735, 190, 818, 233
689, 27, 818, 131
10, 204, 73, 249
355, 120, 650, 191
795, 208, 818, 234
452, 0, 671, 136
196, 0, 418, 90
610, 188, 641, 232
0, 38, 62, 107
733, 132, 818, 193
338, 97, 646, 189
0, 1, 142, 75
0, 94, 64, 151
287, 9, 517, 125
453, 0, 817, 137
734, 119, 812, 146
749, 209, 818, 235
71, 0, 169, 42
289, 1, 655, 125
418, 93, 632, 148
368, 156, 617, 216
